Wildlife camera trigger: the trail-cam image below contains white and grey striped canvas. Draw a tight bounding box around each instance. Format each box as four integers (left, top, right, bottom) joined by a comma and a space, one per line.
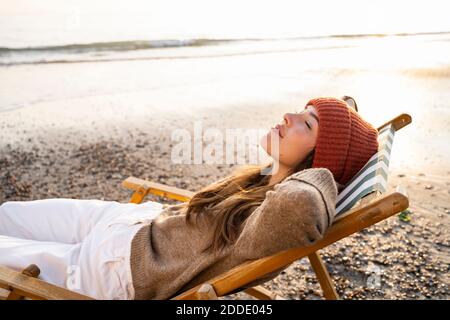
335, 124, 395, 216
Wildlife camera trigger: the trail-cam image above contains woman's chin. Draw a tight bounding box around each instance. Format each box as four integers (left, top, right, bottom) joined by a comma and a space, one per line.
260, 131, 281, 157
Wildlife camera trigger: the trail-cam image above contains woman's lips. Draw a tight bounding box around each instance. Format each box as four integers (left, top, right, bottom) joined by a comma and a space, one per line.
271, 124, 284, 138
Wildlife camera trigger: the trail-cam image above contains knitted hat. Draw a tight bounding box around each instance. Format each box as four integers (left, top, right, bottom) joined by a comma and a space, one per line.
304, 97, 378, 186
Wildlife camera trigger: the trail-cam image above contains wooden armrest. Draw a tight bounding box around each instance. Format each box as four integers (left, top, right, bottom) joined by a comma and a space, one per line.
377, 113, 411, 132
173, 186, 409, 299
122, 176, 195, 202
0, 265, 94, 300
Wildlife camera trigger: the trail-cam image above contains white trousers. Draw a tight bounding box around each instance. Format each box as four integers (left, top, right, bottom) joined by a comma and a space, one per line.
0, 198, 164, 300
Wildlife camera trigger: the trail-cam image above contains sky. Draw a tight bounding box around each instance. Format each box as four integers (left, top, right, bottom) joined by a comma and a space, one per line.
1, 0, 449, 41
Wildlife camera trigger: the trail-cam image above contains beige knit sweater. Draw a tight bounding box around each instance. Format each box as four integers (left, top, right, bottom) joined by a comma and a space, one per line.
129, 168, 338, 300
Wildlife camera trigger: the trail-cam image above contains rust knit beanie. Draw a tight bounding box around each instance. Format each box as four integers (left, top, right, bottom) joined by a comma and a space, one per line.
304, 97, 379, 186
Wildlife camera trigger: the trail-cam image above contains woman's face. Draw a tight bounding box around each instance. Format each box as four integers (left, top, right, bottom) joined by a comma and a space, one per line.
260, 105, 319, 167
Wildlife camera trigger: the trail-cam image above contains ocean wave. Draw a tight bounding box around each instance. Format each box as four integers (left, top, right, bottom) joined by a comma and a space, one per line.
0, 39, 234, 54
0, 45, 359, 67
1, 31, 448, 67
2, 31, 448, 53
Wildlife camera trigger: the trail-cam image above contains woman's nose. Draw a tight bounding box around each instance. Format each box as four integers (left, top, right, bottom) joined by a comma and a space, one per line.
283, 113, 294, 126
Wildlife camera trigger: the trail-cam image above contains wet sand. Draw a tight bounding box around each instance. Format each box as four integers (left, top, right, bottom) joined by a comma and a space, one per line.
0, 47, 449, 299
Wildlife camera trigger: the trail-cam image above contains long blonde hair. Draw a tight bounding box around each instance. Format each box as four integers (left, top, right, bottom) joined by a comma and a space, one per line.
184, 149, 315, 254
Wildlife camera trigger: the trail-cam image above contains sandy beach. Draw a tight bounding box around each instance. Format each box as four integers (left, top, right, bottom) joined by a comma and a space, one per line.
1, 34, 449, 299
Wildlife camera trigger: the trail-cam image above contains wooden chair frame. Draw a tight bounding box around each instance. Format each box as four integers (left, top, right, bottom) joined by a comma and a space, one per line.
0, 114, 411, 300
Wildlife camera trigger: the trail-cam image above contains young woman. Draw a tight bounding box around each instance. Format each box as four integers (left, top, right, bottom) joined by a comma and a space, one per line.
0, 97, 379, 300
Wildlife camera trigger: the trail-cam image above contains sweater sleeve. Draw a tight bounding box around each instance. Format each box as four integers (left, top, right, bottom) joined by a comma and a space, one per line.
234, 168, 338, 260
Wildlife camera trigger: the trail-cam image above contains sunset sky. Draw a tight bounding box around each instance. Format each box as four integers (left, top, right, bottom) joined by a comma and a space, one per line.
1, 0, 449, 44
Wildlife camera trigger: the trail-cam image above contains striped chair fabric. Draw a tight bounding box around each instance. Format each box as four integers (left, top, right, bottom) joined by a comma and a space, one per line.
335, 124, 395, 216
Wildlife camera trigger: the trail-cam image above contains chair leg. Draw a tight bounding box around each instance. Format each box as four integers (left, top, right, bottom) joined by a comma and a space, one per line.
6, 264, 41, 300
308, 252, 339, 300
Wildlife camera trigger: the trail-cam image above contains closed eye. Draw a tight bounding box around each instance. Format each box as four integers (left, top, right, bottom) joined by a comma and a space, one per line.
295, 110, 314, 130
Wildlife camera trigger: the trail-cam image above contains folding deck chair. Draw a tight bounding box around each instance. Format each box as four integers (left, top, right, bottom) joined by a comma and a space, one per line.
0, 113, 411, 300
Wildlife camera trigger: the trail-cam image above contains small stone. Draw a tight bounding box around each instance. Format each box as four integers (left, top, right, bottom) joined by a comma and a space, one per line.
424, 185, 433, 190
